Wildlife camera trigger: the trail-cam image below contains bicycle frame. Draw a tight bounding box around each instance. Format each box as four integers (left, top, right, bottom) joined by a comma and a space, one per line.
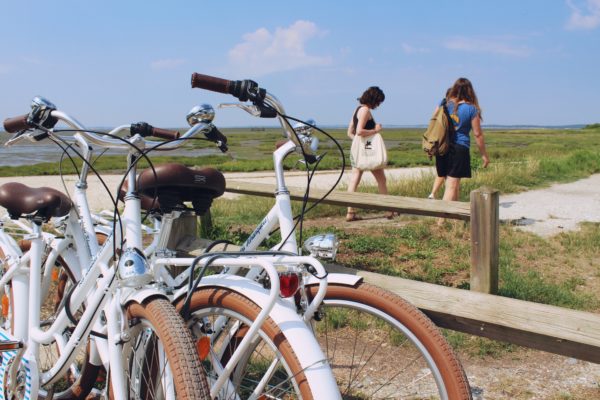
0, 109, 217, 399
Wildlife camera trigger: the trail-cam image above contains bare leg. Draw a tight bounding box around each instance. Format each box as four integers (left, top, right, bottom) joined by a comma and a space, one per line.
347, 168, 364, 216
370, 168, 388, 195
438, 177, 461, 225
442, 177, 461, 201
371, 169, 396, 218
430, 176, 445, 199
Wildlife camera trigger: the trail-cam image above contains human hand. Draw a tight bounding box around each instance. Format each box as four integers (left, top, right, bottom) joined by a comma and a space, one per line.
482, 155, 490, 168
375, 123, 382, 132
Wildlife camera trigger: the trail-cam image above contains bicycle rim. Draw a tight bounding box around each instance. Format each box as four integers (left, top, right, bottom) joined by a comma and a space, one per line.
308, 282, 471, 400
184, 287, 315, 400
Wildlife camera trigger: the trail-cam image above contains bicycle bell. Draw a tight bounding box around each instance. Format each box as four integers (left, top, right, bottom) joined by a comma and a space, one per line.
293, 118, 319, 153
187, 104, 215, 127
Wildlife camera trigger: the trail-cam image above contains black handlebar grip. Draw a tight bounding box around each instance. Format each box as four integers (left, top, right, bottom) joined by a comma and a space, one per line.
152, 127, 180, 140
3, 114, 30, 133
191, 73, 231, 94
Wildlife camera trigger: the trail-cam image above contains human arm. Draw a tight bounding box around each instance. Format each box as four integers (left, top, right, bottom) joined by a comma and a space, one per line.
355, 106, 382, 137
472, 115, 489, 168
347, 116, 355, 139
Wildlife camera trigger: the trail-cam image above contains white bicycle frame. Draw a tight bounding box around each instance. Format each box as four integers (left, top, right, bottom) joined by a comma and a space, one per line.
7, 109, 339, 399
0, 111, 216, 399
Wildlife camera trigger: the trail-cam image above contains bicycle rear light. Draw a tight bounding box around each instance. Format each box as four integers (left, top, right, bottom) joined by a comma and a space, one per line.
278, 271, 300, 298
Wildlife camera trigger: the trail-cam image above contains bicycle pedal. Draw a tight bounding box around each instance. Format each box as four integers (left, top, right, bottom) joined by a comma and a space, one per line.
0, 340, 23, 353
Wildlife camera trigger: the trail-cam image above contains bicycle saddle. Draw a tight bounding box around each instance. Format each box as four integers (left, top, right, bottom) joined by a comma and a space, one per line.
136, 163, 226, 215
0, 182, 72, 220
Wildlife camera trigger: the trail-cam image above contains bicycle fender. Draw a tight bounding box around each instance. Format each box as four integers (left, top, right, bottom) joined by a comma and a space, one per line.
173, 275, 342, 399
305, 272, 362, 287
121, 287, 169, 306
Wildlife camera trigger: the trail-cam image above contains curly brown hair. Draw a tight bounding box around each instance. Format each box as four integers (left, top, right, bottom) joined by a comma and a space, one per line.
358, 86, 385, 109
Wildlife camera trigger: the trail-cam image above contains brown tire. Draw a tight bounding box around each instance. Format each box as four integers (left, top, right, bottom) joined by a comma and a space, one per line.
182, 287, 316, 399
307, 282, 472, 400
120, 297, 211, 399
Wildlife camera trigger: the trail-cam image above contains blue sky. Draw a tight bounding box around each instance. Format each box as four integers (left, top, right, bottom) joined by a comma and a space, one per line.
1, 1, 599, 128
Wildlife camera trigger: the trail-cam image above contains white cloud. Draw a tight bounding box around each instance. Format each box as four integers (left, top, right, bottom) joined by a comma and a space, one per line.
228, 20, 332, 76
150, 58, 186, 70
401, 43, 430, 54
444, 37, 531, 57
566, 0, 600, 29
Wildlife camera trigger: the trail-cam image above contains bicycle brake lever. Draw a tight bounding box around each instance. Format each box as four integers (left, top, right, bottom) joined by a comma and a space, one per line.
218, 103, 262, 117
4, 130, 47, 146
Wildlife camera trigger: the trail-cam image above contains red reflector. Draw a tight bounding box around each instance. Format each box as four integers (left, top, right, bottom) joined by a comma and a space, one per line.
279, 272, 300, 298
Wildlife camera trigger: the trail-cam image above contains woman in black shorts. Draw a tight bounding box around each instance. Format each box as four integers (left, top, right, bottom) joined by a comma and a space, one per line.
440, 78, 490, 202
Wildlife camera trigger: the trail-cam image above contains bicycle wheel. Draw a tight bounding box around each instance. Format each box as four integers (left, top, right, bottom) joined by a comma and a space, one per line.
183, 287, 319, 400
120, 297, 211, 400
307, 282, 471, 400
1, 243, 101, 400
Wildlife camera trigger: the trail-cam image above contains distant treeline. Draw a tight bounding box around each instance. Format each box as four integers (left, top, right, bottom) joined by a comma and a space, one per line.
584, 123, 600, 129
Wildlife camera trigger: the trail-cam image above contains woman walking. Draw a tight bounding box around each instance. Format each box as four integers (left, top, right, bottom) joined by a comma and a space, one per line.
440, 78, 489, 203
346, 86, 391, 222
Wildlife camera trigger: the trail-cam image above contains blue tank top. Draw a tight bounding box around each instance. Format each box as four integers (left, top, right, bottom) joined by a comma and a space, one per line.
446, 102, 479, 148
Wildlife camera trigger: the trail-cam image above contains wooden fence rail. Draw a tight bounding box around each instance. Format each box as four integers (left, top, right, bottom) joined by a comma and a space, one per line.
226, 179, 498, 294
220, 180, 600, 363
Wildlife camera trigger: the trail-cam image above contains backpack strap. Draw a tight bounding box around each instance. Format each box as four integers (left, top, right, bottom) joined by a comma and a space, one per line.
441, 98, 457, 141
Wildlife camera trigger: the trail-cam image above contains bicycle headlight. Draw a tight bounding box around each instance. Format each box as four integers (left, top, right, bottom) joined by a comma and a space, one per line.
117, 248, 153, 287
303, 233, 339, 261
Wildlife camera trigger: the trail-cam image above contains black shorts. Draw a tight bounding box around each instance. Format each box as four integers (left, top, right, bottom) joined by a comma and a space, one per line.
435, 144, 471, 178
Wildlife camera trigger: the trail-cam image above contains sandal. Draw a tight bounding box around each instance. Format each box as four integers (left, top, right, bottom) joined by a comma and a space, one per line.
346, 212, 362, 222
385, 212, 399, 220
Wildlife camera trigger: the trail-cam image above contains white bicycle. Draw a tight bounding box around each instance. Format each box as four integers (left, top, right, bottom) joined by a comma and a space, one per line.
0, 99, 214, 399
179, 72, 473, 400
2, 98, 341, 399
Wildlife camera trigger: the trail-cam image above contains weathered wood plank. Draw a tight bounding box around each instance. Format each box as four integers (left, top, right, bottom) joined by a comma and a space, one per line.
470, 188, 500, 294
226, 179, 471, 220
327, 264, 600, 363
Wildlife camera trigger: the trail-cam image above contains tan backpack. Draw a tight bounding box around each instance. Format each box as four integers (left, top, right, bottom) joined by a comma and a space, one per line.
422, 99, 455, 159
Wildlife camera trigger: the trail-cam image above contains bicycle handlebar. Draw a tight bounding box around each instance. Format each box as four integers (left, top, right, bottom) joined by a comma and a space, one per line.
130, 122, 181, 140
191, 72, 266, 103
191, 73, 231, 95
3, 114, 30, 133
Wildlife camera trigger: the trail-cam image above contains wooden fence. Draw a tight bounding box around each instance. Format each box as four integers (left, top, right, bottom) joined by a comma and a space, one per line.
225, 180, 499, 294
220, 179, 600, 363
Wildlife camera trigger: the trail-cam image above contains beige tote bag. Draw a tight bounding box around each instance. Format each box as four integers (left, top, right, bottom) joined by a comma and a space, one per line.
350, 133, 388, 171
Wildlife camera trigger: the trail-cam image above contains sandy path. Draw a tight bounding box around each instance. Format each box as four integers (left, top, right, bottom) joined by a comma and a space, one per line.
1, 168, 599, 237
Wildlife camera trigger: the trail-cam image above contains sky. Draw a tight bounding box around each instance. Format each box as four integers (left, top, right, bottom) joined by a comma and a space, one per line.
0, 0, 599, 128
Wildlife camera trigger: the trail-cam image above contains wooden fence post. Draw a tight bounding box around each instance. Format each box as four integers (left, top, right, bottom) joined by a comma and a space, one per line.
200, 210, 213, 237
470, 187, 499, 294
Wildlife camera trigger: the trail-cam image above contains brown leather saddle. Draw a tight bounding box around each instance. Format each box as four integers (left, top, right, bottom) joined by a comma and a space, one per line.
0, 182, 72, 221
133, 163, 226, 215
